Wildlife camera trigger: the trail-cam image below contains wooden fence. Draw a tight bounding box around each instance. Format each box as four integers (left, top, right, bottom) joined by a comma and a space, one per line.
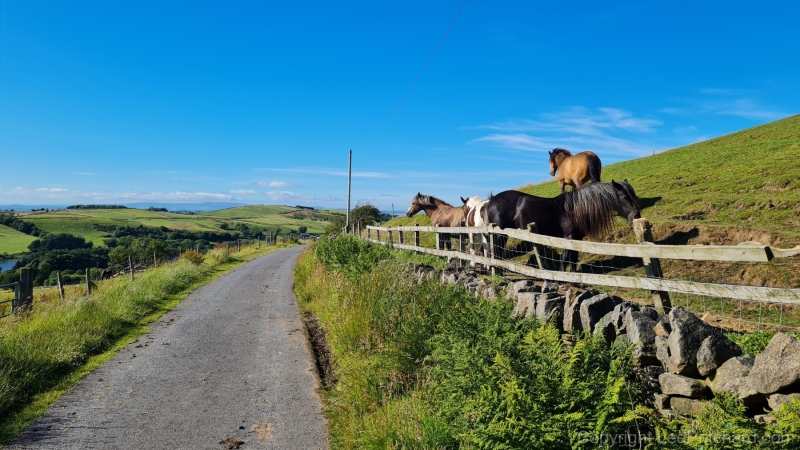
365, 218, 800, 310
0, 268, 33, 318
0, 237, 286, 319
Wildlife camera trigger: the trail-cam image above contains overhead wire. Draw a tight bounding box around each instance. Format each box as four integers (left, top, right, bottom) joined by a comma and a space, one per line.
357, 0, 469, 152
350, 0, 469, 209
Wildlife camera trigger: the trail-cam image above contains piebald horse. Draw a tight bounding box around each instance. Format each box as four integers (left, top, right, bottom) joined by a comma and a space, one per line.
406, 193, 465, 250
548, 148, 602, 193
460, 195, 490, 257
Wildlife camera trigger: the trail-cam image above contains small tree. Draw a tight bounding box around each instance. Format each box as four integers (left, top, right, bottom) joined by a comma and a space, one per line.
324, 215, 345, 236
349, 202, 381, 232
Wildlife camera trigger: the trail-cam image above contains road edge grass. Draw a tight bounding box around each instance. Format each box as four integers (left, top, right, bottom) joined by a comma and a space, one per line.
0, 243, 296, 446
295, 236, 800, 449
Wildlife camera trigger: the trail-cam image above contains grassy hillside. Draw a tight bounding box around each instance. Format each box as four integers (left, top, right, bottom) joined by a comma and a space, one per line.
385, 115, 800, 248
0, 225, 36, 255
3, 205, 338, 254
519, 115, 800, 247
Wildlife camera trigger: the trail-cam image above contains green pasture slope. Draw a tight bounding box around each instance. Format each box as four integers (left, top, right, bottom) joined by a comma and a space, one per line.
0, 225, 36, 255
387, 114, 800, 247
2, 205, 337, 254
520, 114, 800, 247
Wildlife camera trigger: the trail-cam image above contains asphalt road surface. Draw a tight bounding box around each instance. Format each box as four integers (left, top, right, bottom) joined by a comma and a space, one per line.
8, 245, 328, 450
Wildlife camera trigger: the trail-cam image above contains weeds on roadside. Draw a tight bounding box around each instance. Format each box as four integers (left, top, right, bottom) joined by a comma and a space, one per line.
296, 236, 643, 449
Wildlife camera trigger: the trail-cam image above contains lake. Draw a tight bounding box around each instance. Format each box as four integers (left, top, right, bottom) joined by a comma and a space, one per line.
0, 259, 20, 272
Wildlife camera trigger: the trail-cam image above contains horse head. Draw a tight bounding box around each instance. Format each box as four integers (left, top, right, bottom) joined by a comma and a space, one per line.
548, 148, 572, 176
407, 193, 436, 217
611, 180, 641, 224
461, 196, 482, 226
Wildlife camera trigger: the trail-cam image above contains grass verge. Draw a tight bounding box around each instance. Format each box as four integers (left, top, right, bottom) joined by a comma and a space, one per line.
0, 243, 293, 445
296, 235, 800, 449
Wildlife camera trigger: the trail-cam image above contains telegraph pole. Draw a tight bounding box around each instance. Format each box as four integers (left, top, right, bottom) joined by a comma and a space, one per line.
346, 149, 352, 232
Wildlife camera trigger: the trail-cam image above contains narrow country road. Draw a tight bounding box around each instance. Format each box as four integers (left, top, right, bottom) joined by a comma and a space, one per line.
8, 245, 328, 450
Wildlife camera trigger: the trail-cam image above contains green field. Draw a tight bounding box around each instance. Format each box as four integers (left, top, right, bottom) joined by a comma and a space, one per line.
0, 225, 37, 255
519, 114, 800, 247
1, 205, 339, 255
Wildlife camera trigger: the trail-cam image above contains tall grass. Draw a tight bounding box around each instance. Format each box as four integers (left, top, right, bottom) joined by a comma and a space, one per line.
296, 236, 643, 449
298, 235, 800, 449
0, 243, 286, 444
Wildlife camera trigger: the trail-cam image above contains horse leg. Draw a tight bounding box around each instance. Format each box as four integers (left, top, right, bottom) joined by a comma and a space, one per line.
559, 179, 566, 193
560, 249, 579, 272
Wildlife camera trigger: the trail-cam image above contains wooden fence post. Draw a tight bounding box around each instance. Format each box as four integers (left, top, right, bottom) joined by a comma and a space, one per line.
435, 225, 441, 250
237, 240, 240, 252
85, 268, 92, 295
56, 271, 65, 301
377, 229, 381, 243
414, 224, 420, 248
526, 223, 548, 270
468, 230, 476, 268
633, 218, 671, 313
154, 251, 158, 267
15, 268, 33, 314
129, 255, 135, 282
459, 221, 467, 267
488, 224, 496, 276
398, 229, 404, 244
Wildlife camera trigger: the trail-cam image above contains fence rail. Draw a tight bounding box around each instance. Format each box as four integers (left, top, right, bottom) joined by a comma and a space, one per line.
364, 220, 800, 315
0, 282, 20, 318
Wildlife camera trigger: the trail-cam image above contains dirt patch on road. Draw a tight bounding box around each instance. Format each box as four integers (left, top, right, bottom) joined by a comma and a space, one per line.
302, 311, 336, 389
219, 437, 243, 449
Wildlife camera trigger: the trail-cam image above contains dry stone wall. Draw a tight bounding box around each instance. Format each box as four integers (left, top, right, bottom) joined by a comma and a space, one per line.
412, 263, 800, 423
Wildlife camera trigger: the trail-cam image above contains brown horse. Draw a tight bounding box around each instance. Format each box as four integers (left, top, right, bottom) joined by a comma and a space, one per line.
406, 193, 465, 250
548, 148, 602, 193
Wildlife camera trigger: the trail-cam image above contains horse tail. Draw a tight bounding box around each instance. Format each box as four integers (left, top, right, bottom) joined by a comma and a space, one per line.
588, 155, 602, 183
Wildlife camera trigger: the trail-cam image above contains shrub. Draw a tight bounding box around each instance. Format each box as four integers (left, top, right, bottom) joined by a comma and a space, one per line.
203, 248, 232, 266
180, 249, 204, 265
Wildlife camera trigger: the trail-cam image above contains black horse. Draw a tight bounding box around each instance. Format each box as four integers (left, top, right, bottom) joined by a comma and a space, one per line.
482, 180, 641, 271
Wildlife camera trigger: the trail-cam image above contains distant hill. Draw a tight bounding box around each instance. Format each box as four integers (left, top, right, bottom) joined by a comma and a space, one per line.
0, 204, 340, 253
0, 202, 249, 212
123, 202, 248, 212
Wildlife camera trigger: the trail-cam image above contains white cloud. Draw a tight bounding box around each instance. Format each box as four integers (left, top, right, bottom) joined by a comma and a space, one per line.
264, 190, 341, 202
229, 189, 258, 195
258, 167, 390, 178
0, 187, 234, 202
660, 91, 788, 121
470, 107, 664, 157
253, 181, 295, 188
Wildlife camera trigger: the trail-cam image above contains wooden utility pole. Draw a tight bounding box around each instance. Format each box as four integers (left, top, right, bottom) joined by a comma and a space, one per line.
129, 255, 135, 281
346, 149, 352, 232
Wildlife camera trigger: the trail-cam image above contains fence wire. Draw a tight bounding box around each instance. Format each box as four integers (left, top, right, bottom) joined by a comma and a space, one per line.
364, 226, 800, 333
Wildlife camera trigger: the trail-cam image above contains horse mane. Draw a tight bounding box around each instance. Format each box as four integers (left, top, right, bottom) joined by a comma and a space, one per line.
549, 148, 573, 163
464, 195, 482, 209
414, 193, 452, 207
562, 182, 628, 239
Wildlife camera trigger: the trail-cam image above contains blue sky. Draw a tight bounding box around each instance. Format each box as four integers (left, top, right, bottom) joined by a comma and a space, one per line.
1, 1, 798, 210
